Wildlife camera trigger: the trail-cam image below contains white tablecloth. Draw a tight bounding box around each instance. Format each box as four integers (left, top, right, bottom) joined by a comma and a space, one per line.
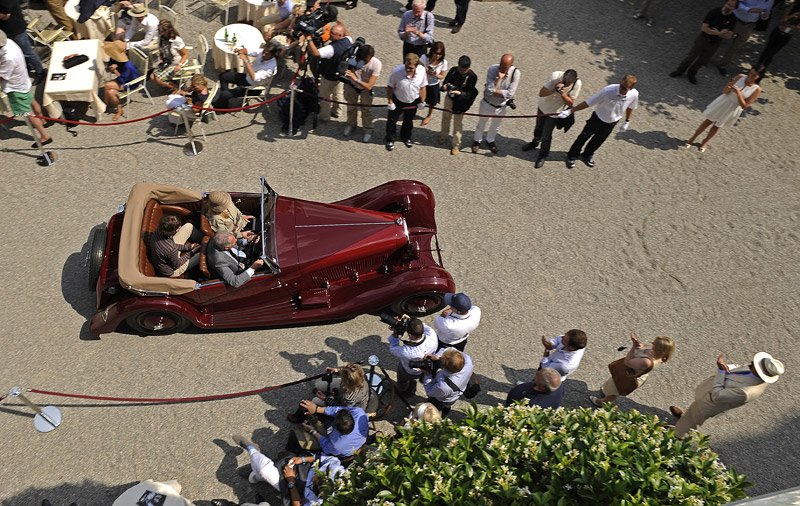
211, 23, 265, 71
237, 0, 277, 22
42, 39, 107, 118
65, 0, 115, 40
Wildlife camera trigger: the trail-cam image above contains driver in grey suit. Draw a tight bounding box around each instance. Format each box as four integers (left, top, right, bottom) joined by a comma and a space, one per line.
208, 231, 265, 288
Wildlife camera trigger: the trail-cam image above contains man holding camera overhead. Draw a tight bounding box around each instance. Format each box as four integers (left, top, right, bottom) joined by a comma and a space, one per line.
421, 348, 474, 416
306, 21, 352, 122
387, 317, 439, 396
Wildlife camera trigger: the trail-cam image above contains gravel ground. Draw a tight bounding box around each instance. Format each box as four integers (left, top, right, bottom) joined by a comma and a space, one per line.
1, 0, 799, 503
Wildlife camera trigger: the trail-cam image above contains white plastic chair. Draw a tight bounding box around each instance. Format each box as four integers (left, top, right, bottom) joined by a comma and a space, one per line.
27, 17, 72, 50
203, 0, 234, 24
172, 81, 219, 141
117, 46, 155, 118
158, 5, 179, 25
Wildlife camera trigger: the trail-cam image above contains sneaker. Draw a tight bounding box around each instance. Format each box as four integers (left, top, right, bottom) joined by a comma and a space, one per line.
632, 11, 644, 19
646, 18, 655, 27
363, 132, 372, 143
291, 129, 302, 137
687, 74, 697, 85
399, 6, 407, 12
566, 158, 576, 169
343, 125, 353, 137
403, 139, 413, 148
451, 24, 462, 34
488, 141, 498, 153
717, 65, 728, 77
232, 434, 255, 449
471, 141, 480, 153
580, 155, 595, 168
521, 140, 539, 151
386, 141, 395, 151
450, 147, 459, 155
279, 128, 290, 137
669, 406, 684, 418
534, 157, 545, 168
668, 70, 682, 78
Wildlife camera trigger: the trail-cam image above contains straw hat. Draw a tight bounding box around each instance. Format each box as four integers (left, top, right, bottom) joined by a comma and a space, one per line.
752, 352, 785, 384
102, 40, 128, 63
127, 3, 149, 17
207, 191, 232, 213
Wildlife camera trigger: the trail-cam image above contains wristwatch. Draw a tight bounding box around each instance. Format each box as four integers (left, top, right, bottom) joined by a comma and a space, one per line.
287, 480, 296, 489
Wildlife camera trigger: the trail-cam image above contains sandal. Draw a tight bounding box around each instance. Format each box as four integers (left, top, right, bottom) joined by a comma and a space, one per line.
698, 144, 709, 153
112, 107, 124, 121
682, 141, 693, 149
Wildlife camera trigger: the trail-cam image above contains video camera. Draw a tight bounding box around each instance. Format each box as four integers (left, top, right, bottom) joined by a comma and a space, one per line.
337, 36, 366, 83
380, 312, 410, 338
408, 357, 440, 374
290, 5, 336, 44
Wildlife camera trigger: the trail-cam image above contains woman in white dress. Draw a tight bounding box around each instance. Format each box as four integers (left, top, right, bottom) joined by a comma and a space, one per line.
684, 67, 762, 152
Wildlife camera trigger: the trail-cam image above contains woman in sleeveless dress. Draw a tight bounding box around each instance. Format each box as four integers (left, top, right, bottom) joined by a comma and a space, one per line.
590, 332, 675, 407
684, 67, 762, 152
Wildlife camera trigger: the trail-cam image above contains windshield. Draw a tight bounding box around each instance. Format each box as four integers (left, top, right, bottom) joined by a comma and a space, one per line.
260, 176, 280, 273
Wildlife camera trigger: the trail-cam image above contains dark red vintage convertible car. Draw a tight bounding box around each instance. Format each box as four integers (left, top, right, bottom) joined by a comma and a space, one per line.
87, 178, 455, 335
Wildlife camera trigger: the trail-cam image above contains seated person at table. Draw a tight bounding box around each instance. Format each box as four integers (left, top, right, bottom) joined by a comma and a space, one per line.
208, 231, 265, 288
148, 215, 202, 278
113, 2, 159, 51
150, 20, 187, 92
204, 191, 258, 241
101, 39, 142, 121
0, 30, 51, 147
167, 73, 213, 124
255, 0, 295, 40
212, 42, 278, 108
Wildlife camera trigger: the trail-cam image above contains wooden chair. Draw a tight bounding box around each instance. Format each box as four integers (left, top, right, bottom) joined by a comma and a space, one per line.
117, 46, 155, 118
27, 17, 72, 50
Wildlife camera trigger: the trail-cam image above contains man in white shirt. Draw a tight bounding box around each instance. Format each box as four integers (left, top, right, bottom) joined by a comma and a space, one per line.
471, 53, 520, 155
563, 74, 639, 169
521, 69, 581, 169
0, 32, 50, 147
539, 329, 588, 381
421, 348, 474, 416
385, 52, 426, 151
213, 43, 279, 108
114, 3, 159, 51
387, 316, 438, 396
434, 292, 481, 351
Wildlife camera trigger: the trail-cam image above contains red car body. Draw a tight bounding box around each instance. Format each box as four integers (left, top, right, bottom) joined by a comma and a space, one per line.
88, 179, 455, 335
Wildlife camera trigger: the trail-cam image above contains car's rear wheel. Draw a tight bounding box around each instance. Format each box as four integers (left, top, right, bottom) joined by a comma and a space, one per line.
86, 227, 107, 291
391, 292, 445, 317
125, 311, 191, 335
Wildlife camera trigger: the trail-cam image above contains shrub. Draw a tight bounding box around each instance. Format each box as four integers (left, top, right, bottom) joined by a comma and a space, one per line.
323, 404, 749, 505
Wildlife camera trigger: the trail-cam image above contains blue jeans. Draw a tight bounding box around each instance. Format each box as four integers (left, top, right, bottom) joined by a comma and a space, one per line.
12, 32, 44, 76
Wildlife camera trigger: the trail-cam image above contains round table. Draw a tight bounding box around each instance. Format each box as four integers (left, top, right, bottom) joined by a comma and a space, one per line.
64, 0, 114, 40
237, 0, 278, 23
212, 23, 265, 71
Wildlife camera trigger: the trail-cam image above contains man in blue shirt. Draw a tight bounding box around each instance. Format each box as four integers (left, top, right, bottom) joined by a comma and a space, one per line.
505, 367, 565, 409
301, 405, 369, 457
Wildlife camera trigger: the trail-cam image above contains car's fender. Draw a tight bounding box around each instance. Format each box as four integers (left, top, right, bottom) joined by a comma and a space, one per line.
89, 296, 205, 335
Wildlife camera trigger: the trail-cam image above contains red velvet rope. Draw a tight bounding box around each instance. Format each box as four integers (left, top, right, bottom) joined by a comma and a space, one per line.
26, 373, 324, 404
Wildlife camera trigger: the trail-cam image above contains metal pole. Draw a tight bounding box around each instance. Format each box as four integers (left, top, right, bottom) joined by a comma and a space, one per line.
179, 105, 203, 156
288, 84, 296, 136
23, 114, 55, 166
8, 387, 62, 433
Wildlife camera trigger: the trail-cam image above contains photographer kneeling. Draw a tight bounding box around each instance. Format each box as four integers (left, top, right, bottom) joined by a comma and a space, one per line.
419, 348, 474, 416
287, 363, 370, 423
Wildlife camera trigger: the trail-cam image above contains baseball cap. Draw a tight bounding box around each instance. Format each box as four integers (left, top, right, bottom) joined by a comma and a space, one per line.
444, 292, 471, 312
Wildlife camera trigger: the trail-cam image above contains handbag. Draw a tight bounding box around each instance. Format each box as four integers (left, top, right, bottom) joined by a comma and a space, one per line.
607, 358, 640, 396
63, 54, 89, 69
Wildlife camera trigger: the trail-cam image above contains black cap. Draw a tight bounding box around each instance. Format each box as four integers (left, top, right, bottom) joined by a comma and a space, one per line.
457, 55, 471, 68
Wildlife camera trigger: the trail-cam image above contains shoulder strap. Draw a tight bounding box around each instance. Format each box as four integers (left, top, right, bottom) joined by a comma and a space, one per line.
444, 375, 463, 393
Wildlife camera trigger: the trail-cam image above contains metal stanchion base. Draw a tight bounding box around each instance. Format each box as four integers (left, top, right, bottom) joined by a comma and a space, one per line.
36, 151, 56, 166
183, 141, 203, 156
33, 406, 62, 433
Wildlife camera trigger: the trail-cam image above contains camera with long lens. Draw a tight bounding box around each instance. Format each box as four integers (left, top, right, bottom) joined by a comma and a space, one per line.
320, 371, 335, 383
290, 6, 335, 43
408, 357, 440, 374
337, 36, 366, 83
380, 312, 409, 338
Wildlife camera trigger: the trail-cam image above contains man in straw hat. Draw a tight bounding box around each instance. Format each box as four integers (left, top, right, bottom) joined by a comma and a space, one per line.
670, 351, 784, 437
113, 1, 159, 51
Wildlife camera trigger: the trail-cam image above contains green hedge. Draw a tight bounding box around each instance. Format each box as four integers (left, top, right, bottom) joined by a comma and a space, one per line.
323, 404, 749, 505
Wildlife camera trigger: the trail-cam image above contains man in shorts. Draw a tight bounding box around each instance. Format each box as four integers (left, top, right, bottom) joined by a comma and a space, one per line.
0, 30, 50, 147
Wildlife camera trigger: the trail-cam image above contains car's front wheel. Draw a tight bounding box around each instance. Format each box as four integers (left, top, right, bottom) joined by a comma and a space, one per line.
86, 227, 107, 291
391, 292, 446, 317
125, 311, 191, 335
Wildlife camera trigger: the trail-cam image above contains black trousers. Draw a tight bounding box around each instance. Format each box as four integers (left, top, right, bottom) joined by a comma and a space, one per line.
405, 0, 436, 10
756, 27, 793, 73
212, 71, 250, 108
402, 42, 427, 59
567, 112, 617, 159
385, 97, 419, 143
674, 35, 721, 78
454, 0, 470, 25
532, 109, 559, 159
437, 339, 467, 352
428, 396, 455, 417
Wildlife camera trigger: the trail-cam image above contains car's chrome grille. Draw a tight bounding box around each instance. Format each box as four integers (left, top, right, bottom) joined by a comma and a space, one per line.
311, 254, 389, 285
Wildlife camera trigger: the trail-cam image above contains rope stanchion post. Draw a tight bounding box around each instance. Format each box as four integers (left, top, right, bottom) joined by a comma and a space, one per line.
288, 83, 296, 135
178, 105, 203, 156
24, 113, 55, 166
7, 387, 62, 433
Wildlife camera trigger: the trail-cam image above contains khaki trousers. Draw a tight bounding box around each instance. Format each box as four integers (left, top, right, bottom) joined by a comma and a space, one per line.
343, 85, 375, 132
45, 0, 77, 38
318, 77, 344, 121
439, 96, 465, 149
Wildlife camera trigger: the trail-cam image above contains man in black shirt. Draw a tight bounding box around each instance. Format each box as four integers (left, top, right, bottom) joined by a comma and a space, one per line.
0, 0, 45, 83
669, 0, 738, 84
438, 55, 478, 155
